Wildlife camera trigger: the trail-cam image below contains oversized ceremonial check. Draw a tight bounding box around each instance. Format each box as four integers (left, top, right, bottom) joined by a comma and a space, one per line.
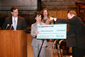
37, 24, 67, 39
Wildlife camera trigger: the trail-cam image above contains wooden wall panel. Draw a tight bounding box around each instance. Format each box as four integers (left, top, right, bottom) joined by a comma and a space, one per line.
49, 10, 52, 17
51, 10, 57, 18
56, 10, 63, 18
62, 10, 68, 19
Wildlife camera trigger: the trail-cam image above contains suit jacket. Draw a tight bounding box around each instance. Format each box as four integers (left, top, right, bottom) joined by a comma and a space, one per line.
31, 22, 47, 47
56, 16, 85, 49
2, 16, 28, 32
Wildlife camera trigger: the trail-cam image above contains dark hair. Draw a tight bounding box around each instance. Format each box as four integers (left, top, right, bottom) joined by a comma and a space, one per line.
42, 8, 49, 19
34, 12, 42, 22
34, 12, 42, 19
11, 7, 18, 12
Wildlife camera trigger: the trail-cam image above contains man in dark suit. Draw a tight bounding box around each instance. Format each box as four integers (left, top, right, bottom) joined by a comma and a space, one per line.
50, 11, 85, 57
2, 7, 28, 32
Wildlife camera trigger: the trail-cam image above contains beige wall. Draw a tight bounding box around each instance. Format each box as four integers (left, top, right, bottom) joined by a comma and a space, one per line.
0, 0, 37, 10
42, 0, 85, 10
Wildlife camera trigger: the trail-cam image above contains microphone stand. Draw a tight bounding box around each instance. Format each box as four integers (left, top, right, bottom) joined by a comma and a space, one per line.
10, 24, 13, 30
5, 24, 9, 30
38, 40, 44, 57
5, 26, 8, 30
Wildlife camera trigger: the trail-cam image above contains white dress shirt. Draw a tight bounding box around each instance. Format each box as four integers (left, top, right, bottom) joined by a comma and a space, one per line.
12, 16, 18, 29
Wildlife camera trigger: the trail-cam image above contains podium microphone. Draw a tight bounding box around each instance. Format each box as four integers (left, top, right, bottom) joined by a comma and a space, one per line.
5, 24, 9, 30
10, 24, 13, 30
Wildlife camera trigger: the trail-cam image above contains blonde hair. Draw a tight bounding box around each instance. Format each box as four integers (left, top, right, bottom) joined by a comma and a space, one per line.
68, 11, 77, 16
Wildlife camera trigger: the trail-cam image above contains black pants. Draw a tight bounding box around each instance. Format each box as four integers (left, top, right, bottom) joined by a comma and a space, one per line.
72, 47, 85, 57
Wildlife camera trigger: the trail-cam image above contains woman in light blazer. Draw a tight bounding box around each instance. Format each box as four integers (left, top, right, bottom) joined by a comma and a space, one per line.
31, 13, 47, 57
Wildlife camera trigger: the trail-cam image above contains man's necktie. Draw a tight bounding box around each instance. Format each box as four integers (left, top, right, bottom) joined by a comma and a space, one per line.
14, 18, 16, 30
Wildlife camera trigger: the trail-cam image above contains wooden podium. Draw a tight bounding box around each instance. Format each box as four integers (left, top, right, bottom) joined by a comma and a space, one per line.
0, 30, 27, 57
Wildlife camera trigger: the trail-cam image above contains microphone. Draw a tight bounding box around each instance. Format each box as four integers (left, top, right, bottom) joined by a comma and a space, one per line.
51, 16, 54, 17
5, 24, 9, 30
10, 24, 13, 30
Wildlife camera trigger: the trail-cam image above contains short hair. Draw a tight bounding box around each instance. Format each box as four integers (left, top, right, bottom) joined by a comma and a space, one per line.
68, 11, 77, 16
11, 7, 18, 12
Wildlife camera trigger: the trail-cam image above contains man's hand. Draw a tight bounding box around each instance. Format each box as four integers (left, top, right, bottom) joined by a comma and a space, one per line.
50, 17, 57, 21
50, 17, 54, 21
